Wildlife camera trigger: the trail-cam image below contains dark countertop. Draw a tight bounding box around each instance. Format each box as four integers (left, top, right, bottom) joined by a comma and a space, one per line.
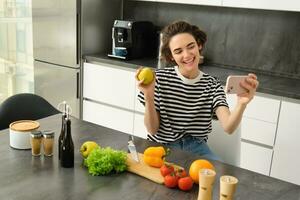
1, 114, 300, 200
85, 54, 300, 100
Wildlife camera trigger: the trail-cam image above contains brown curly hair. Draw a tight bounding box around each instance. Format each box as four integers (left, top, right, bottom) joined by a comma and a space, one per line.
160, 21, 207, 65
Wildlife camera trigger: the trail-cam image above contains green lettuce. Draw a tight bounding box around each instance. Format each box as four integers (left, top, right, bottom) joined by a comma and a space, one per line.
84, 147, 127, 176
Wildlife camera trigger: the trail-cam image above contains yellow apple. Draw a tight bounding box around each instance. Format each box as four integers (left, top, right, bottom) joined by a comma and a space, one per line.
80, 141, 99, 158
138, 67, 154, 85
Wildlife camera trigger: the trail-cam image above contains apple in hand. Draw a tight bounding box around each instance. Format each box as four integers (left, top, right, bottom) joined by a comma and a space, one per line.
80, 141, 99, 158
138, 67, 154, 85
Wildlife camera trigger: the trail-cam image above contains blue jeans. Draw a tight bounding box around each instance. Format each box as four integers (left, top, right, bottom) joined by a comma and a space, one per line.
165, 135, 221, 161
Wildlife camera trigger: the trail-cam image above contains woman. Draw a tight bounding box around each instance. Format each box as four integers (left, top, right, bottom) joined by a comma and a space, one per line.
136, 21, 259, 160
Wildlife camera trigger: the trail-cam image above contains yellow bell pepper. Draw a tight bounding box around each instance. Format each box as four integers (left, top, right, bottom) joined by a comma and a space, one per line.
143, 146, 169, 168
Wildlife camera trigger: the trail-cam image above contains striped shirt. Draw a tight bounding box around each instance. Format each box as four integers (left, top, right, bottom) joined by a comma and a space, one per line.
138, 66, 228, 144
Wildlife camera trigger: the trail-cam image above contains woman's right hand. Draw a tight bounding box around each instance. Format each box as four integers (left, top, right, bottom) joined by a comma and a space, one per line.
135, 67, 156, 101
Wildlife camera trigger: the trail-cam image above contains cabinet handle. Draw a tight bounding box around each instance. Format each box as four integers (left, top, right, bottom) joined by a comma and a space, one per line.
76, 72, 79, 99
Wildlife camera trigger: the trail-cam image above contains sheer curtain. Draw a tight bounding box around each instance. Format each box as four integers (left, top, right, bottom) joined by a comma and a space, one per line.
0, 0, 33, 104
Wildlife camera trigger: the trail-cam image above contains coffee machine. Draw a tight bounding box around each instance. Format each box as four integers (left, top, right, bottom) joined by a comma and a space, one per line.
108, 20, 157, 60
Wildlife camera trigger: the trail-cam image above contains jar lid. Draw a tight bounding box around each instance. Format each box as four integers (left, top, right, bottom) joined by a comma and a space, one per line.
9, 120, 40, 132
30, 130, 42, 138
42, 130, 55, 138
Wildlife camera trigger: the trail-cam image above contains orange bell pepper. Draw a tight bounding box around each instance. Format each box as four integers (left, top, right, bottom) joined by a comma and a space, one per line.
143, 146, 169, 168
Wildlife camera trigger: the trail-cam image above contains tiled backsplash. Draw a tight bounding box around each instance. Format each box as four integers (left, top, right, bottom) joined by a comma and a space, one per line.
123, 1, 300, 78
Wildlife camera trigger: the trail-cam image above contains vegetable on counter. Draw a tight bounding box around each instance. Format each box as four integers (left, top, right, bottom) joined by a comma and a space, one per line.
178, 176, 194, 191
164, 173, 178, 188
189, 159, 215, 184
84, 147, 127, 176
160, 164, 175, 177
161, 164, 194, 191
143, 146, 169, 168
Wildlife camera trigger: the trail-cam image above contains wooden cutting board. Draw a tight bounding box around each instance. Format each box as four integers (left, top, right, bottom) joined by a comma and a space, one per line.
126, 153, 183, 184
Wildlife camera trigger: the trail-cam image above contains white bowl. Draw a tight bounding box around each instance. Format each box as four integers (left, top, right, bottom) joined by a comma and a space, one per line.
9, 120, 40, 149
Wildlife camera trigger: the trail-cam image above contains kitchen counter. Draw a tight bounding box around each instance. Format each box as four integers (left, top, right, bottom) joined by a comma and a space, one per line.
85, 54, 300, 100
1, 114, 300, 200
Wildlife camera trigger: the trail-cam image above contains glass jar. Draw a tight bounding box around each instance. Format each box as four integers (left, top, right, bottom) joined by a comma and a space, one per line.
30, 130, 42, 156
42, 130, 55, 156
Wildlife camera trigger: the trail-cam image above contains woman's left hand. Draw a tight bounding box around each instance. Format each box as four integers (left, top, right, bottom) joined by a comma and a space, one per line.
238, 73, 259, 105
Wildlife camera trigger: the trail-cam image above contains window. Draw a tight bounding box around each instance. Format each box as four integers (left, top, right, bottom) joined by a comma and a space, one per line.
0, 0, 33, 103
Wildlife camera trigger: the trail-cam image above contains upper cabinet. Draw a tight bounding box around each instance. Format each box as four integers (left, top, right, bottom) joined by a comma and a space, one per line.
131, 0, 222, 6
156, 0, 222, 6
222, 0, 300, 12
130, 0, 300, 12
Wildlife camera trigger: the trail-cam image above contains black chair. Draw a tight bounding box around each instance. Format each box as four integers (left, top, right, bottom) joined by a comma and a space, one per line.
0, 93, 60, 130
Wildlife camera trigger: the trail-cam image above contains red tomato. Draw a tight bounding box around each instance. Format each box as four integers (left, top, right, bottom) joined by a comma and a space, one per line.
160, 164, 175, 177
175, 168, 187, 178
178, 176, 194, 191
164, 174, 178, 188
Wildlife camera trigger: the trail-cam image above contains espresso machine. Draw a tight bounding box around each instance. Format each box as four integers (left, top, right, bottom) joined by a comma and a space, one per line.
108, 20, 157, 60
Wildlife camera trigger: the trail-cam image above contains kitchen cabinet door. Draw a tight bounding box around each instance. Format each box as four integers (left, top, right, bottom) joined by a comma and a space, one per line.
83, 100, 134, 134
83, 62, 136, 111
239, 94, 279, 175
207, 94, 241, 166
208, 120, 241, 166
241, 117, 277, 146
243, 95, 280, 124
133, 113, 148, 139
240, 141, 273, 176
223, 0, 300, 12
271, 100, 300, 185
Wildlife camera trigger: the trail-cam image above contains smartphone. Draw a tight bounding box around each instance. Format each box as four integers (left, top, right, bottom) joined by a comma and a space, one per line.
225, 75, 248, 95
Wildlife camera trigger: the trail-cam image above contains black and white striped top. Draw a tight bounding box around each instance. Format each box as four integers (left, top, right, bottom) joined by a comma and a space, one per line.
138, 66, 228, 144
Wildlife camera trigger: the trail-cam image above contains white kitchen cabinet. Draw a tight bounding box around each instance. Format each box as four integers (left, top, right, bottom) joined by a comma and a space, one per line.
83, 100, 134, 134
131, 0, 300, 12
83, 62, 136, 134
156, 0, 222, 6
243, 95, 280, 124
241, 117, 277, 146
130, 0, 222, 6
223, 0, 300, 12
240, 141, 273, 176
133, 83, 149, 138
83, 62, 136, 110
271, 100, 300, 185
133, 113, 148, 139
208, 94, 241, 166
208, 120, 241, 166
239, 94, 280, 175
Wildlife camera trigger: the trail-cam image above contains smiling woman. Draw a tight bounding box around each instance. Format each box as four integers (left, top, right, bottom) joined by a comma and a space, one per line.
168, 33, 202, 79
135, 21, 259, 161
